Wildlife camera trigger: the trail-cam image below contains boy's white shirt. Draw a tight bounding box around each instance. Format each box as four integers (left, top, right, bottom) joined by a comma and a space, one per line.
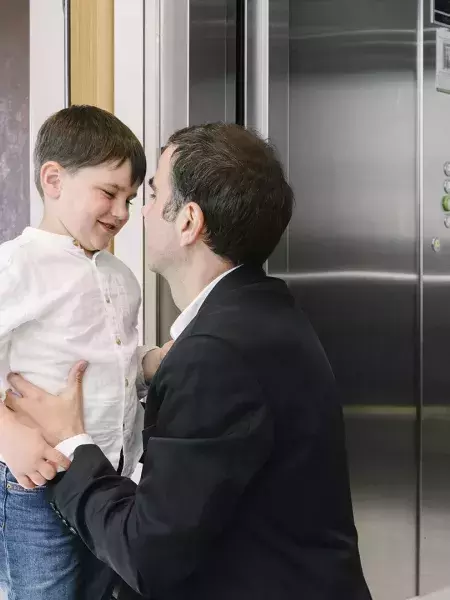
56, 266, 240, 462
0, 227, 152, 477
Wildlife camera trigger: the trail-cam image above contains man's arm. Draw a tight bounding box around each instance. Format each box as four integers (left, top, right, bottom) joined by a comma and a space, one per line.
47, 334, 273, 598
55, 433, 95, 461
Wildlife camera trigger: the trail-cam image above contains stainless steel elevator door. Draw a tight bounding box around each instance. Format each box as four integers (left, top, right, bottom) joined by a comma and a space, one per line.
155, 0, 238, 343
284, 1, 418, 598
421, 0, 450, 594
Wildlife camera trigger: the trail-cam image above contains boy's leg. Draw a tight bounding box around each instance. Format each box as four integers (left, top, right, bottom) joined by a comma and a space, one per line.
3, 467, 116, 600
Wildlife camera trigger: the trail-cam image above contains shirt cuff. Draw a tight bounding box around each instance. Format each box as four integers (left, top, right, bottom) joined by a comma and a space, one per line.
55, 434, 95, 463
136, 344, 157, 397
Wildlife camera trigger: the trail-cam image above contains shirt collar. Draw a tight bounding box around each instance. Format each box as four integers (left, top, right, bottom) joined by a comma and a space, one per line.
21, 227, 98, 256
170, 266, 240, 340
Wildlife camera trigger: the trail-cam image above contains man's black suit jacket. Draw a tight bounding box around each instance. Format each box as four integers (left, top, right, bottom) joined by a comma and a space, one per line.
47, 266, 372, 600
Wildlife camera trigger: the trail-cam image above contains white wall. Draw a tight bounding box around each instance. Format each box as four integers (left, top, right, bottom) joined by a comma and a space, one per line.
113, 0, 146, 344
29, 0, 158, 345
29, 0, 66, 227
114, 0, 159, 346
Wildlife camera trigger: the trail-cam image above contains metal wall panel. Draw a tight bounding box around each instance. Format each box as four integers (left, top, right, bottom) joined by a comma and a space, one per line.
420, 0, 450, 594
246, 0, 290, 271
155, 0, 190, 343
152, 0, 236, 343
267, 0, 290, 273
284, 1, 419, 598
190, 0, 235, 124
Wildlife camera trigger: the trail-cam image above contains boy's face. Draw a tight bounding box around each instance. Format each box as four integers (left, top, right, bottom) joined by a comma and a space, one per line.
44, 160, 140, 252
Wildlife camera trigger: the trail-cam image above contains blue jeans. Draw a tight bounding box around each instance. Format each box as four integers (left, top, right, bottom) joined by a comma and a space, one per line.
0, 462, 115, 599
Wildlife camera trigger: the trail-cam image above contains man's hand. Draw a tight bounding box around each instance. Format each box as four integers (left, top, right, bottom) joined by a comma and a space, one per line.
5, 360, 88, 448
0, 406, 71, 489
143, 340, 174, 381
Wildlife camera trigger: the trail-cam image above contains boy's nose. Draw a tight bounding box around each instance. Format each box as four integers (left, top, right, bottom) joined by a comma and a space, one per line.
111, 201, 129, 222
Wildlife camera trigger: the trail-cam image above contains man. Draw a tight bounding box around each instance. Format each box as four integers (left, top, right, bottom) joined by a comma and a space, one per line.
5, 123, 372, 600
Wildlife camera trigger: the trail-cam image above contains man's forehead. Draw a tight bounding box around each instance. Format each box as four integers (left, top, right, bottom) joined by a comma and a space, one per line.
160, 145, 175, 167
152, 146, 175, 187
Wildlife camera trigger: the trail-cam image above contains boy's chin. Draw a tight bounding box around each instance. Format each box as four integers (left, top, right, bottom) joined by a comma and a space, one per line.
92, 234, 114, 251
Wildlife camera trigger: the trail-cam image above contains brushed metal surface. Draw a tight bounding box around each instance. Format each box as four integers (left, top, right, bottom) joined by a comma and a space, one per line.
420, 0, 450, 593
284, 1, 419, 598
147, 0, 450, 597
153, 0, 236, 343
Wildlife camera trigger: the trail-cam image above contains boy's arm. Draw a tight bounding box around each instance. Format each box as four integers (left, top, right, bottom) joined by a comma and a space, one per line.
140, 341, 174, 388
0, 405, 70, 488
135, 345, 157, 398
135, 342, 173, 398
129, 276, 173, 396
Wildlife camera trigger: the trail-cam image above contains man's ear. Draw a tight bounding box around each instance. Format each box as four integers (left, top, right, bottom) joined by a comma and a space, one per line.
178, 202, 205, 247
40, 161, 63, 199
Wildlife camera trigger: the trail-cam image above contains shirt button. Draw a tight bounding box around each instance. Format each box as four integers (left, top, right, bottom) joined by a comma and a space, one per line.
115, 337, 122, 346
72, 239, 80, 247
125, 378, 129, 387
106, 296, 111, 304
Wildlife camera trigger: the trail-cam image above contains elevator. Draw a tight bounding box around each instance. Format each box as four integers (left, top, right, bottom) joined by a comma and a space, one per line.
145, 1, 450, 598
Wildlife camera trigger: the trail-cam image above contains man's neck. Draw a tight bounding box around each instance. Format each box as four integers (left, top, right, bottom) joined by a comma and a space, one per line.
166, 258, 235, 312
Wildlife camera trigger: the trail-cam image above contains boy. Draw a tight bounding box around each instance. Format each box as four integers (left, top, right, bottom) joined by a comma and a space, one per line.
0, 105, 166, 599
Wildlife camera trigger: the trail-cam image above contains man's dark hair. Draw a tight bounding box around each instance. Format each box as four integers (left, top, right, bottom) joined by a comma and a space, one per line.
165, 122, 293, 266
34, 105, 147, 197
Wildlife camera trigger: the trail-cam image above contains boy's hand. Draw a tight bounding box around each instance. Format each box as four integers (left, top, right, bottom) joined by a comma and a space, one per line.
142, 341, 174, 381
0, 405, 71, 489
161, 340, 174, 359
